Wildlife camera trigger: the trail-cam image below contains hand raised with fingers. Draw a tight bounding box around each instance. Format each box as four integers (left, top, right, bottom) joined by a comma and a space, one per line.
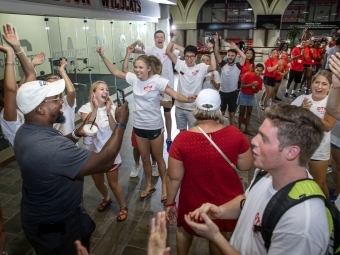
126, 45, 135, 54
212, 32, 219, 43
171, 29, 178, 37
206, 41, 214, 51
0, 44, 13, 54
106, 96, 113, 113
96, 46, 105, 57
330, 53, 340, 82
58, 59, 68, 72
228, 41, 238, 50
136, 40, 145, 50
2, 24, 20, 48
31, 52, 46, 67
148, 212, 171, 255
92, 94, 99, 109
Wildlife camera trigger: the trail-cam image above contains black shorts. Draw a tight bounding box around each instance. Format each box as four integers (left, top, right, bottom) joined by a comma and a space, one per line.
303, 64, 312, 68
264, 76, 276, 87
163, 98, 175, 112
219, 90, 238, 113
288, 70, 303, 84
275, 79, 282, 83
133, 127, 163, 140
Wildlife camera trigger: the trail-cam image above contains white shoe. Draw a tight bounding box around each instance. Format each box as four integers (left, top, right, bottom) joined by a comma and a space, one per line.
152, 164, 159, 177
327, 165, 332, 174
130, 164, 142, 177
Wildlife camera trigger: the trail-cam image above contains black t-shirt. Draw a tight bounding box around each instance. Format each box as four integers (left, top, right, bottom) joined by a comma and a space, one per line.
14, 124, 91, 229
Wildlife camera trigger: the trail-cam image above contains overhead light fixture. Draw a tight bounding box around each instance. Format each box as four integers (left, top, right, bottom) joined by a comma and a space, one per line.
331, 13, 338, 15
171, 25, 176, 30
302, 11, 308, 13
246, 8, 252, 11
148, 0, 177, 5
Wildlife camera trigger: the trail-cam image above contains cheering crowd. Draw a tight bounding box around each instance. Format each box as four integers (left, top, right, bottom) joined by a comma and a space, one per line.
1, 22, 340, 255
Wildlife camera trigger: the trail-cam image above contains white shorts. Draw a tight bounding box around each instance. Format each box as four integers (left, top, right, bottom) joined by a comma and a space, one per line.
175, 107, 195, 131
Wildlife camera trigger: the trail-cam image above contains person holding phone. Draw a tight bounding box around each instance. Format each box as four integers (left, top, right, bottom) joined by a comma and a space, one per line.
78, 81, 127, 221
96, 45, 194, 202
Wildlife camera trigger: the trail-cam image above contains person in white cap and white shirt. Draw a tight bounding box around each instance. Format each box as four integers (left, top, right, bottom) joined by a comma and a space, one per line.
14, 79, 129, 254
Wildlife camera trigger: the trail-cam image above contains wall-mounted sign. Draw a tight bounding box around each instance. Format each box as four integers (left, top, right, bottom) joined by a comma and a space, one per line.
282, 22, 340, 30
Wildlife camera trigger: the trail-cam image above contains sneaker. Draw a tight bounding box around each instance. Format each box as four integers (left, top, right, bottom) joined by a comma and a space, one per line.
152, 164, 159, 177
274, 96, 282, 101
259, 101, 264, 107
130, 164, 142, 177
327, 165, 332, 174
298, 88, 301, 92
284, 92, 288, 97
166, 140, 172, 153
290, 93, 297, 98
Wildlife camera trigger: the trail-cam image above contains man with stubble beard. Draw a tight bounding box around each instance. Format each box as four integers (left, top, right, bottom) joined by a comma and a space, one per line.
14, 79, 129, 254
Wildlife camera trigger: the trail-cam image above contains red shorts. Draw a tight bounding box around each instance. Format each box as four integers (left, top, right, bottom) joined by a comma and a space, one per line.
109, 163, 122, 172
131, 129, 137, 148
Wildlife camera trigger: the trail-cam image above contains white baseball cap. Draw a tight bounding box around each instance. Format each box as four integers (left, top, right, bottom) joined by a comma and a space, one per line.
196, 89, 221, 111
16, 79, 65, 114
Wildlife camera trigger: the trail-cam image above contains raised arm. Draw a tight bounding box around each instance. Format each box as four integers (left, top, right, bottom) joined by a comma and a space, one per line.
206, 41, 216, 72
166, 30, 179, 65
173, 44, 184, 57
106, 98, 117, 131
18, 52, 46, 87
96, 46, 126, 80
58, 59, 75, 108
164, 86, 196, 103
0, 45, 17, 121
130, 39, 146, 54
213, 32, 223, 64
327, 53, 340, 120
123, 46, 135, 73
229, 41, 246, 66
3, 24, 35, 83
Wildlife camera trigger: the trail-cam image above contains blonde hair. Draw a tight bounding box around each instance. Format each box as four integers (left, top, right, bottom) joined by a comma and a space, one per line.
201, 54, 210, 61
89, 81, 107, 110
312, 70, 332, 85
135, 55, 162, 76
193, 108, 224, 124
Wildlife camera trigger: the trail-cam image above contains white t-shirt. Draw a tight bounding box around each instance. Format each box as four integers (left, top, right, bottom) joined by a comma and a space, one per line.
230, 170, 329, 255
202, 70, 221, 90
126, 72, 168, 130
174, 60, 208, 111
220, 62, 242, 93
331, 120, 340, 147
0, 109, 24, 146
145, 46, 179, 89
291, 94, 330, 160
78, 102, 121, 165
54, 95, 76, 135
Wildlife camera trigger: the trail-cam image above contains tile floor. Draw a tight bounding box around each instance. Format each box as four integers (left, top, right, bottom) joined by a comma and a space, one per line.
0, 77, 337, 255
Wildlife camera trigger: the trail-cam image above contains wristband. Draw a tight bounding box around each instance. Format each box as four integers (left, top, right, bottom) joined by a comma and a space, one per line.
14, 48, 23, 54
170, 41, 175, 44
165, 202, 176, 207
5, 62, 15, 65
209, 51, 214, 54
116, 123, 126, 130
72, 129, 81, 140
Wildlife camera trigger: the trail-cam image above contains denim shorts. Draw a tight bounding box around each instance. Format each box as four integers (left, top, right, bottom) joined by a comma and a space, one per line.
237, 91, 255, 107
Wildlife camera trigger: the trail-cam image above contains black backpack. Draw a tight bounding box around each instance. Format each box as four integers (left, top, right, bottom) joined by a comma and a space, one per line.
248, 170, 340, 255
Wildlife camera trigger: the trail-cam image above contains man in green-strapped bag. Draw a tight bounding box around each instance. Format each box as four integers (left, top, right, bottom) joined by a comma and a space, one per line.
184, 104, 334, 255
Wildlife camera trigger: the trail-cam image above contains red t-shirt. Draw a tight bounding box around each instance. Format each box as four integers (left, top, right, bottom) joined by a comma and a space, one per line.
238, 61, 254, 82
169, 126, 249, 235
264, 57, 278, 77
303, 46, 313, 65
275, 60, 288, 80
240, 72, 263, 95
277, 51, 289, 62
309, 47, 318, 66
315, 47, 323, 64
290, 47, 304, 72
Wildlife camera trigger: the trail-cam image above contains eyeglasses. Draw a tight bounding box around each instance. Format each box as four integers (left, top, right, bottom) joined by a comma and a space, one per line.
42, 95, 62, 104
184, 55, 196, 59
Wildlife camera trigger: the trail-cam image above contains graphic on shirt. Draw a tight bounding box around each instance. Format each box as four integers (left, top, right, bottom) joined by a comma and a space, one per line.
253, 212, 262, 235
317, 106, 326, 115
192, 70, 199, 75
144, 85, 153, 92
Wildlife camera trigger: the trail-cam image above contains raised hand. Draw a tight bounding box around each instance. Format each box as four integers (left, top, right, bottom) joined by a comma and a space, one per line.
96, 46, 105, 57
148, 212, 171, 255
31, 52, 45, 67
92, 94, 99, 109
205, 41, 214, 51
330, 53, 340, 84
171, 29, 178, 37
0, 44, 13, 54
58, 58, 67, 72
106, 96, 113, 113
135, 40, 145, 50
2, 24, 20, 49
228, 41, 238, 50
126, 45, 135, 54
212, 32, 219, 43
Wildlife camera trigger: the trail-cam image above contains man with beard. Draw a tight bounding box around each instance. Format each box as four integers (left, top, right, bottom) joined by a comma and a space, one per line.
213, 33, 246, 126
14, 80, 129, 254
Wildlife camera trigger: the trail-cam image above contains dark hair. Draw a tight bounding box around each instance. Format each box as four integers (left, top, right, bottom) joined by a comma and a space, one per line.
279, 43, 288, 51
244, 48, 255, 65
184, 45, 198, 56
264, 104, 324, 167
154, 30, 165, 38
336, 38, 340, 45
227, 49, 237, 55
255, 63, 264, 70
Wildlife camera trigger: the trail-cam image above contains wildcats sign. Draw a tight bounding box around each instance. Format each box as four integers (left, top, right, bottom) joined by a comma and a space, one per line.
102, 0, 142, 13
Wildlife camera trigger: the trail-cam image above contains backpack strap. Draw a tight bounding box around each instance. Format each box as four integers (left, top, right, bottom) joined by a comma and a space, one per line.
248, 169, 268, 191
261, 179, 325, 251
